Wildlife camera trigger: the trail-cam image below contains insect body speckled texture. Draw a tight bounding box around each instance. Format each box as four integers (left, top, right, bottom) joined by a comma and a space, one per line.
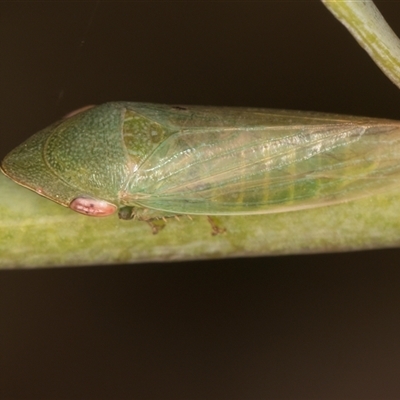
2, 102, 400, 227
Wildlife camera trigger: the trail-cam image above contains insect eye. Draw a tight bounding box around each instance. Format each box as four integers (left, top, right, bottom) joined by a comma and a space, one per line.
69, 197, 117, 217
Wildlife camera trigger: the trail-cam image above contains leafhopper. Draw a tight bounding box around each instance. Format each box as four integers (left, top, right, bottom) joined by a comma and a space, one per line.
2, 102, 400, 231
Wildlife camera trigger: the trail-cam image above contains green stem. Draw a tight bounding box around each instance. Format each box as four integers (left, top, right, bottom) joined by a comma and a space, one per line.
2, 171, 400, 269
322, 0, 400, 89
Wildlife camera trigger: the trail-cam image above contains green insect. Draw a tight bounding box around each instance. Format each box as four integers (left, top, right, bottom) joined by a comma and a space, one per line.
2, 102, 400, 232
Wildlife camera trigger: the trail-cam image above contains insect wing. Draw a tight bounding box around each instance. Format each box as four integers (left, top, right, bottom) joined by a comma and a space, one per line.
123, 120, 400, 215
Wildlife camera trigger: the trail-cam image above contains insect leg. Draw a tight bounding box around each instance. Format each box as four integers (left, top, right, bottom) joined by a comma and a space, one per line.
146, 218, 167, 234
207, 216, 226, 236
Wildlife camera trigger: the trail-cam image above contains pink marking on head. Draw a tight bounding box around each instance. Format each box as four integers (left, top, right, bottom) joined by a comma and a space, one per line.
63, 105, 96, 119
70, 197, 117, 217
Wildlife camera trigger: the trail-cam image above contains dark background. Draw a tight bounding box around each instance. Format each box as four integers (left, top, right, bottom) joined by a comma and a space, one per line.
1, 1, 400, 399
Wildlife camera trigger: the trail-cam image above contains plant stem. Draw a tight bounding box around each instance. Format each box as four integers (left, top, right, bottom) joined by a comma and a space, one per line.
2, 172, 400, 269
322, 0, 400, 89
